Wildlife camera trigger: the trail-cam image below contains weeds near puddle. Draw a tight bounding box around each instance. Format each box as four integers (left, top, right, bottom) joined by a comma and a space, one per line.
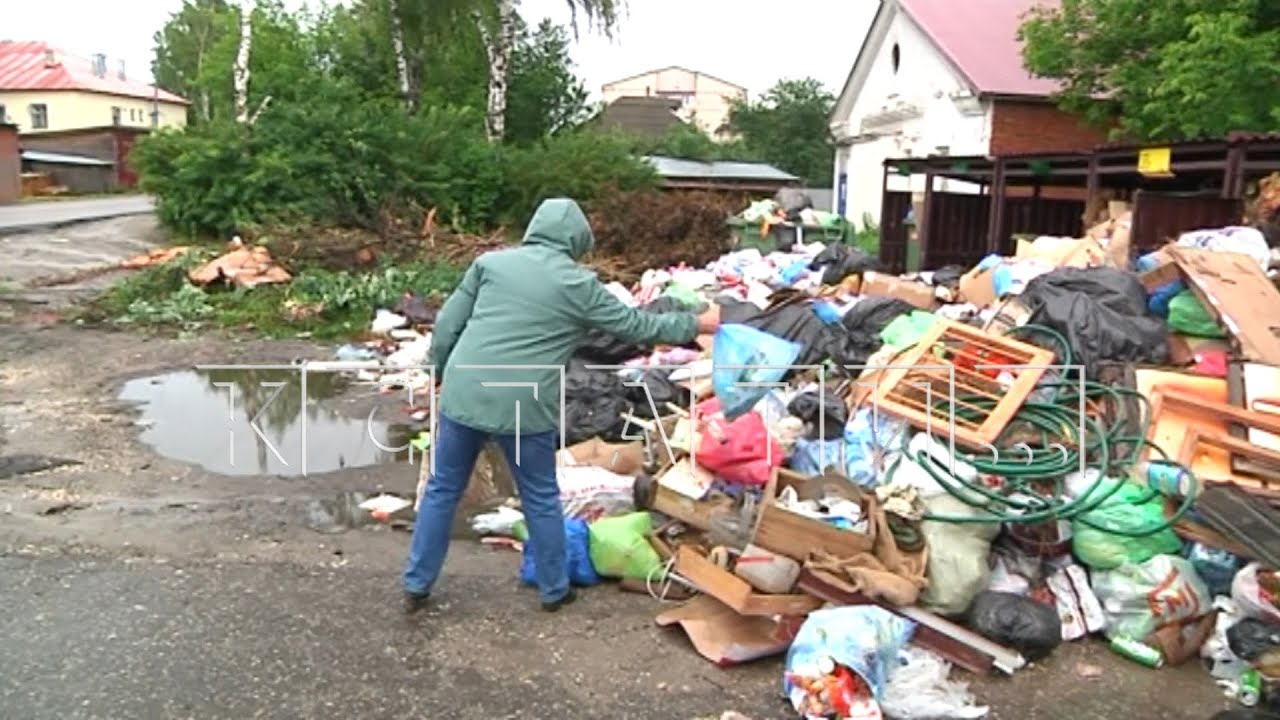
81, 252, 461, 340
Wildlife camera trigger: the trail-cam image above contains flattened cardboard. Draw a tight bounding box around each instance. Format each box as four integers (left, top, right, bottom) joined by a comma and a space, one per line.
655, 595, 800, 667
859, 271, 938, 310
1168, 247, 1280, 365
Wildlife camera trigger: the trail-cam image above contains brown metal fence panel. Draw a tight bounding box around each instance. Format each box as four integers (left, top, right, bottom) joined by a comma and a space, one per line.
1003, 197, 1086, 254
923, 192, 989, 269
1131, 191, 1244, 253
879, 190, 911, 273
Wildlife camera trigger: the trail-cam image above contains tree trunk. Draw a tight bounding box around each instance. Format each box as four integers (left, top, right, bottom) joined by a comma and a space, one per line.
232, 1, 254, 123
476, 0, 517, 143
389, 0, 415, 111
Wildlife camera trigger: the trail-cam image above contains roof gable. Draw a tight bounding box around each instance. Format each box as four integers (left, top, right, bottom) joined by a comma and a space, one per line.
0, 41, 189, 105
602, 65, 747, 94
831, 0, 1059, 128
897, 0, 1060, 97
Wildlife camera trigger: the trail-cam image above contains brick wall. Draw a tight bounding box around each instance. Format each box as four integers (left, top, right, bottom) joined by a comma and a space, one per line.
989, 99, 1111, 156
0, 124, 19, 204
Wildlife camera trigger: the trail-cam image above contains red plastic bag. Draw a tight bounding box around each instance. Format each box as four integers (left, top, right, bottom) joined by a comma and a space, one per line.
694, 398, 782, 486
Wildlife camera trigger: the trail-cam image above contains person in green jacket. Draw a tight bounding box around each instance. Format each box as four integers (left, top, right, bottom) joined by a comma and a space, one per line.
402, 198, 720, 613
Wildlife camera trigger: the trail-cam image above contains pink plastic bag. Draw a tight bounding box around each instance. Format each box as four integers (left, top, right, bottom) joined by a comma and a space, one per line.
694, 398, 782, 486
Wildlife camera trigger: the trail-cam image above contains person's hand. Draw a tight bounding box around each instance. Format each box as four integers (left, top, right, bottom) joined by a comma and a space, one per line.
696, 304, 721, 334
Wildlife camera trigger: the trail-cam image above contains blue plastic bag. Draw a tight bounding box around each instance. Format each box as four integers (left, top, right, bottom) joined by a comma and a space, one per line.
520, 517, 599, 587
783, 606, 916, 701
712, 324, 803, 420
790, 407, 906, 486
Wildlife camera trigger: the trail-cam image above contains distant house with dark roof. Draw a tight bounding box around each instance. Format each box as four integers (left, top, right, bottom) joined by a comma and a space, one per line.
0, 41, 188, 135
602, 66, 747, 140
830, 0, 1108, 223
594, 96, 687, 139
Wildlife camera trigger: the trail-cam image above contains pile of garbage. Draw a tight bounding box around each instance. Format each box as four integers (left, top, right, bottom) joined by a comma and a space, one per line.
357, 197, 1280, 719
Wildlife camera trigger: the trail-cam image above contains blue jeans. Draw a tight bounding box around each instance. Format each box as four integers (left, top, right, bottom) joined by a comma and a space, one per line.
402, 413, 569, 604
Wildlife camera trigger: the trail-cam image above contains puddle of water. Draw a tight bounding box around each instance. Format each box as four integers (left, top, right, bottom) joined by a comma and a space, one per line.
117, 369, 418, 476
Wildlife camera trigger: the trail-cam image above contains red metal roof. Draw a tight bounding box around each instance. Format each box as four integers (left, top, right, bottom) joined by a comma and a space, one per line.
897, 0, 1061, 98
0, 41, 188, 104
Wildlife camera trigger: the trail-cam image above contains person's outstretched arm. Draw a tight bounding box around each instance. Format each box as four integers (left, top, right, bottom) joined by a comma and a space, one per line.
430, 262, 481, 378
578, 276, 719, 345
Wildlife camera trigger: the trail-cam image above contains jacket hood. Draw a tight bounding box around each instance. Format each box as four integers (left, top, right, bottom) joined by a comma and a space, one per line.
521, 198, 595, 259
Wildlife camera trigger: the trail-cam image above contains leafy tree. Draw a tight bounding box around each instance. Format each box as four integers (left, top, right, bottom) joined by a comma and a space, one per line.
505, 19, 590, 145
1020, 0, 1280, 140
727, 78, 835, 186
152, 0, 239, 123
628, 123, 759, 163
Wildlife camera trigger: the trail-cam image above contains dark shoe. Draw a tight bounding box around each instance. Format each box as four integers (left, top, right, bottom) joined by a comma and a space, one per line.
402, 591, 430, 615
541, 587, 578, 613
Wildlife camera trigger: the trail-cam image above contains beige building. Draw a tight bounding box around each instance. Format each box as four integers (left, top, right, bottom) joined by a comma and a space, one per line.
0, 42, 188, 135
601, 66, 747, 140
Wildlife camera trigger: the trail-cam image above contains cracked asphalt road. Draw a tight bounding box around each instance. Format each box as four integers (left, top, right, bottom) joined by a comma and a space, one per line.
0, 220, 1237, 720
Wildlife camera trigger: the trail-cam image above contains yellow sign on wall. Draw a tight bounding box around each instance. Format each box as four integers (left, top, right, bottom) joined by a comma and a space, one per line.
1138, 147, 1173, 176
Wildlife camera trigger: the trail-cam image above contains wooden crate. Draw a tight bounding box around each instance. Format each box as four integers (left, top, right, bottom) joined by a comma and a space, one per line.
674, 545, 822, 617
867, 319, 1055, 448
650, 457, 732, 531
752, 468, 875, 562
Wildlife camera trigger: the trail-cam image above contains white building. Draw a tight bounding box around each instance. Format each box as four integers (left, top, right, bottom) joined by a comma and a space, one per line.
829, 0, 1103, 228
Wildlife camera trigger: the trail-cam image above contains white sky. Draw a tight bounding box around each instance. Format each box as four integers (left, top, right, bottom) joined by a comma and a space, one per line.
5, 0, 876, 99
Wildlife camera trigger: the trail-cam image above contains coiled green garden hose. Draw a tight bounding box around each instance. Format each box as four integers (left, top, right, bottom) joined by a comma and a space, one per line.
896, 323, 1198, 537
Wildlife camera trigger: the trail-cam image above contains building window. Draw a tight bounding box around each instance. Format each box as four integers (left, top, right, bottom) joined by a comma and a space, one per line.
29, 104, 48, 129
891, 43, 901, 73
112, 106, 123, 125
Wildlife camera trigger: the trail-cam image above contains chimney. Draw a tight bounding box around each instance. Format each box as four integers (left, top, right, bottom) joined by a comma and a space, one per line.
91, 53, 106, 78
117, 59, 126, 81
43, 49, 57, 67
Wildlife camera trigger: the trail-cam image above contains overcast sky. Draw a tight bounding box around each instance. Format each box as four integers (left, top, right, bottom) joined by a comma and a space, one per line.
6, 0, 876, 99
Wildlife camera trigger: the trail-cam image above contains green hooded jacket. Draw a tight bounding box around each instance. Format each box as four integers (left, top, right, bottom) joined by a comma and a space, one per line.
431, 198, 699, 436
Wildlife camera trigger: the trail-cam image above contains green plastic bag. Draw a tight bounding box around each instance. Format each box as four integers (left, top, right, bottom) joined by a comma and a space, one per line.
662, 283, 700, 308
587, 512, 665, 580
1071, 479, 1182, 570
879, 311, 937, 350
1167, 290, 1225, 338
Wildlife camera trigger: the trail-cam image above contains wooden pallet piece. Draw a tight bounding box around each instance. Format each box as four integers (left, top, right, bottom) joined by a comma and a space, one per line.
869, 319, 1055, 448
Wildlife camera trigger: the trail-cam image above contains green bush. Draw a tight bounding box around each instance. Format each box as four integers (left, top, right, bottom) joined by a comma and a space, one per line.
135, 91, 659, 240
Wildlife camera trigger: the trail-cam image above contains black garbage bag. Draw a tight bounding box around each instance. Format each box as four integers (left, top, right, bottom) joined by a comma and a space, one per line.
931, 265, 965, 290
824, 296, 917, 367
1228, 618, 1280, 661
809, 244, 878, 285
575, 296, 704, 364
1210, 712, 1280, 720
564, 359, 629, 444
787, 391, 847, 439
967, 591, 1062, 661
1019, 267, 1169, 375
623, 368, 690, 418
718, 297, 830, 367
392, 293, 437, 325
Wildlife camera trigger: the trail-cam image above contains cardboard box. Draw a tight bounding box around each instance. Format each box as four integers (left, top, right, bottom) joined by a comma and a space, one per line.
958, 266, 997, 307
860, 271, 938, 310
673, 545, 823, 617
752, 468, 876, 562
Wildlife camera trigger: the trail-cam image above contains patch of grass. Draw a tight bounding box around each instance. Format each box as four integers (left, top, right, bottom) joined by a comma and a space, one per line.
850, 212, 881, 257
82, 253, 463, 340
